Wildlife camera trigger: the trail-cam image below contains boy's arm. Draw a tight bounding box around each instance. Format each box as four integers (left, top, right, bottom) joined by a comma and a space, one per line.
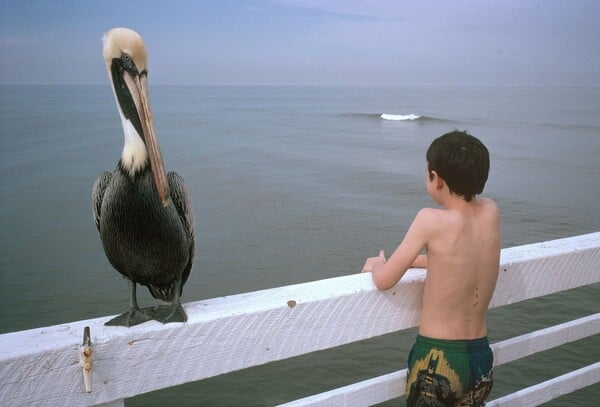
411, 254, 427, 268
363, 209, 432, 290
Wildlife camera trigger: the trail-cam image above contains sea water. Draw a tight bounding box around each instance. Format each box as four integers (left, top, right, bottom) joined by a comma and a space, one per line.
0, 85, 598, 405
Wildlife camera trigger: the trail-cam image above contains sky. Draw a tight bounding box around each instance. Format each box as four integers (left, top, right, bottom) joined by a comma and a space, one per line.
1, 0, 599, 87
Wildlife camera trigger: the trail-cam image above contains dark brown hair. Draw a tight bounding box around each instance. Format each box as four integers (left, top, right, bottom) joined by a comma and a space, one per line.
426, 130, 490, 202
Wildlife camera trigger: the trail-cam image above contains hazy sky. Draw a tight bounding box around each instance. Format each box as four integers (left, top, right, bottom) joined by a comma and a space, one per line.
1, 0, 599, 86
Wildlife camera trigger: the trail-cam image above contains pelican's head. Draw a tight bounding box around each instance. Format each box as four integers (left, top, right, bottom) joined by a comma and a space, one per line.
103, 28, 148, 76
103, 28, 170, 205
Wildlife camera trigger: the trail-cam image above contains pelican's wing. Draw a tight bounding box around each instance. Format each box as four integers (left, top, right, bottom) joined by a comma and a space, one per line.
168, 172, 195, 284
92, 171, 112, 231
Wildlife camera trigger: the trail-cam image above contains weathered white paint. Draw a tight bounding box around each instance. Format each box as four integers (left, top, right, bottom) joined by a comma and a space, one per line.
492, 231, 600, 307
278, 313, 600, 406
0, 232, 598, 407
486, 362, 600, 407
279, 369, 408, 407
491, 313, 600, 367
280, 370, 409, 407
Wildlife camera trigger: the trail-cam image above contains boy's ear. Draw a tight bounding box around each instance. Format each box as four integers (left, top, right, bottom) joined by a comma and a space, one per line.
431, 170, 445, 189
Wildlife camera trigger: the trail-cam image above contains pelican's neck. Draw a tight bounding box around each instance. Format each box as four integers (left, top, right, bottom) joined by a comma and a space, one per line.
107, 70, 148, 177
118, 108, 148, 177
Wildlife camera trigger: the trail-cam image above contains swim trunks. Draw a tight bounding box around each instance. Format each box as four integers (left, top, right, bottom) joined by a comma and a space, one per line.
406, 335, 494, 406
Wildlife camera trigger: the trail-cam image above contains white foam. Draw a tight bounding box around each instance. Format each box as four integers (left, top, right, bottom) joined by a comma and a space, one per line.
380, 113, 421, 121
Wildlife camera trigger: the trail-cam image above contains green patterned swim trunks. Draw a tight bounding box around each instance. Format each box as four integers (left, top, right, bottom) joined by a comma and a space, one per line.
406, 335, 494, 406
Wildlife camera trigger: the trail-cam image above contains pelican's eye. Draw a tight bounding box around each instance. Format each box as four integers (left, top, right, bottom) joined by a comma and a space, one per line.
121, 53, 138, 75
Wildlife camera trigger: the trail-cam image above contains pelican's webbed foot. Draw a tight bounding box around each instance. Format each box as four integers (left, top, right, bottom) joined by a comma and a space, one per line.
152, 302, 187, 324
152, 279, 187, 324
105, 279, 152, 327
105, 307, 152, 327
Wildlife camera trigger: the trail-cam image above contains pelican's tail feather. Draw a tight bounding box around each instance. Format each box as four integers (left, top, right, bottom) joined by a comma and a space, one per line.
147, 284, 176, 302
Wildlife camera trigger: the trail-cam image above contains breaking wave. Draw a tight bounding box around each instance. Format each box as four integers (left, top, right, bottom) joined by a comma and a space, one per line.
380, 113, 421, 121
344, 112, 452, 123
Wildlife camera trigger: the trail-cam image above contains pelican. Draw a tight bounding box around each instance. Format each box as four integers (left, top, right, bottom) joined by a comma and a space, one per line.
93, 28, 195, 326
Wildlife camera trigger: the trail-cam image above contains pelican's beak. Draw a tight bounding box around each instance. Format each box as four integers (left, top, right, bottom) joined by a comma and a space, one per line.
122, 72, 171, 205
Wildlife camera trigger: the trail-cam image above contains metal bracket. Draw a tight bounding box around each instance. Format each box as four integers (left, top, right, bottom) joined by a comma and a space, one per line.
80, 326, 92, 393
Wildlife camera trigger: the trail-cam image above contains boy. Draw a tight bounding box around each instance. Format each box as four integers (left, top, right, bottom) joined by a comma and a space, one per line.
362, 131, 500, 406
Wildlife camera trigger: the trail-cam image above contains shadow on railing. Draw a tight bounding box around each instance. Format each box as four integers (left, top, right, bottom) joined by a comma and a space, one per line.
1, 232, 599, 407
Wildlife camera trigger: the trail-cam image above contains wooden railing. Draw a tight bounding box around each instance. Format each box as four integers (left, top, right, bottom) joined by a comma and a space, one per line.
1, 232, 598, 407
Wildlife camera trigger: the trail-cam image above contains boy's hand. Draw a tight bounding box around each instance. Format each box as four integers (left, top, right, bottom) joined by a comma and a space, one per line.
362, 250, 386, 273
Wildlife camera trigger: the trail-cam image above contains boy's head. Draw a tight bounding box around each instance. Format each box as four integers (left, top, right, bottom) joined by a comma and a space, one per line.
426, 131, 489, 202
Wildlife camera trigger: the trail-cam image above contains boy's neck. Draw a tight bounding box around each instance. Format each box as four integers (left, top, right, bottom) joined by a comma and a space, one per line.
440, 192, 479, 210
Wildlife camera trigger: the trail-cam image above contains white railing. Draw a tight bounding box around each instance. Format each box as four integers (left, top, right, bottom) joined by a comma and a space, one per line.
0, 232, 599, 407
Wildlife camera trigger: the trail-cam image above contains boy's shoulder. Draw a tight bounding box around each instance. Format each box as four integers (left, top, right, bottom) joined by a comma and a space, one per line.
414, 197, 499, 227
478, 197, 500, 219
479, 196, 498, 208
413, 207, 448, 232
416, 207, 447, 219
416, 206, 445, 220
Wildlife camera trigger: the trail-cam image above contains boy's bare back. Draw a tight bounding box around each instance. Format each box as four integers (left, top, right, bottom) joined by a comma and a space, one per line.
418, 197, 500, 339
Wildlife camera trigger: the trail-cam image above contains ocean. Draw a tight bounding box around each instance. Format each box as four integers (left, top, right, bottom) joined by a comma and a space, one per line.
0, 85, 598, 405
